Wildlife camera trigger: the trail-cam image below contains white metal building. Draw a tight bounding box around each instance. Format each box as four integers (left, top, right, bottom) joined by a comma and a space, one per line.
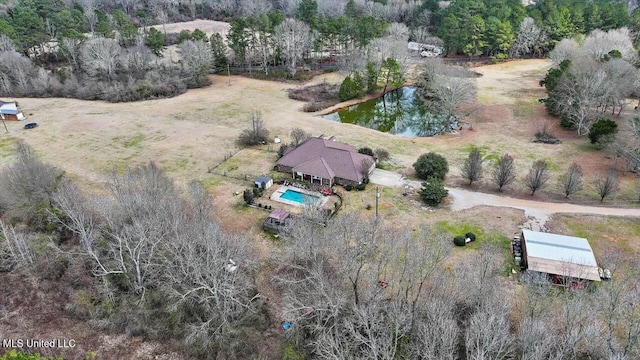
521, 230, 601, 282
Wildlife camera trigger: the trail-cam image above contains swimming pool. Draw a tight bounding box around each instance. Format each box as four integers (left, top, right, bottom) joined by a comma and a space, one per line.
280, 189, 320, 205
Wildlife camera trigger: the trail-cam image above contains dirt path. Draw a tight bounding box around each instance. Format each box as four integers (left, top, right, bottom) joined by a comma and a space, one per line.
370, 169, 640, 230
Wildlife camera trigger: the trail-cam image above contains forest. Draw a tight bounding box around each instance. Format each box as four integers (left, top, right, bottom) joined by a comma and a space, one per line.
0, 0, 636, 101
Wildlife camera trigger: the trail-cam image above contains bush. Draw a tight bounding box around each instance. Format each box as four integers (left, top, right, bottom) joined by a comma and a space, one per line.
237, 111, 270, 147
413, 152, 449, 180
338, 72, 366, 102
453, 236, 466, 246
243, 189, 254, 204
356, 183, 366, 191
465, 232, 476, 242
588, 118, 618, 146
344, 184, 353, 191
419, 178, 448, 206
358, 147, 374, 156
302, 101, 337, 112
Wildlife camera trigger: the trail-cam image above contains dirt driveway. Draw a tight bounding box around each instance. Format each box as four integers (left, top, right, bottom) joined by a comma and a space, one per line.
370, 168, 640, 230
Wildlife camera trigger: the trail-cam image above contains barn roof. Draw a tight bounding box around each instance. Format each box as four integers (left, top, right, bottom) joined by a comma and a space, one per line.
522, 230, 600, 281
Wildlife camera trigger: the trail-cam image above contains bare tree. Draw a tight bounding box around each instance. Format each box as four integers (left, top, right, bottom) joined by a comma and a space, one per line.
290, 127, 310, 146
549, 38, 580, 68
558, 162, 583, 198
163, 181, 261, 348
555, 64, 607, 135
465, 302, 515, 360
50, 180, 109, 277
0, 35, 15, 52
0, 221, 34, 271
359, 158, 374, 182
417, 60, 477, 119
80, 37, 123, 80
80, 0, 98, 34
237, 110, 270, 146
178, 39, 213, 81
60, 37, 84, 71
0, 51, 37, 94
511, 17, 546, 58
491, 154, 516, 191
525, 159, 550, 196
461, 147, 483, 185
582, 28, 636, 63
237, 0, 273, 17
595, 171, 619, 202
318, 0, 346, 18
374, 148, 390, 163
274, 18, 314, 77
411, 26, 443, 47
0, 142, 63, 221
595, 263, 640, 359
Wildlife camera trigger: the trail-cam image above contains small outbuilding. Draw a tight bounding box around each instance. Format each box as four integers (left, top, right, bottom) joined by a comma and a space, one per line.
521, 229, 601, 282
263, 209, 291, 233
0, 100, 25, 121
255, 176, 273, 190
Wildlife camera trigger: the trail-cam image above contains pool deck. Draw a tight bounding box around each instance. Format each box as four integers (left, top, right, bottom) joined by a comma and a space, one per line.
270, 185, 329, 207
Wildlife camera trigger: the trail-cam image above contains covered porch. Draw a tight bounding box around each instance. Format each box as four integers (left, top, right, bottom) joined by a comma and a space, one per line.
291, 157, 334, 186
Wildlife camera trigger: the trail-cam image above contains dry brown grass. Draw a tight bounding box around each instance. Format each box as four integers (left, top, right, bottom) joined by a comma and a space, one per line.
2, 59, 636, 230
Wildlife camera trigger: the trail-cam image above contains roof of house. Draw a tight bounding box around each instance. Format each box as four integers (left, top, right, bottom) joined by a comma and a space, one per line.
522, 230, 600, 281
276, 137, 375, 183
256, 176, 272, 183
268, 209, 290, 221
293, 157, 335, 180
0, 109, 20, 115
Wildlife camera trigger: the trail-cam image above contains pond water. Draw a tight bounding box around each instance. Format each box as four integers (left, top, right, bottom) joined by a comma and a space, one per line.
321, 86, 458, 137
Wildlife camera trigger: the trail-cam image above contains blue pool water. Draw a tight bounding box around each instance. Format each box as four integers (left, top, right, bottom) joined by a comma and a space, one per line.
281, 189, 319, 204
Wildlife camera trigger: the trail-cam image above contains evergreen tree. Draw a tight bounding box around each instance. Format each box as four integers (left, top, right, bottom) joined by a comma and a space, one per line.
145, 27, 165, 57
210, 33, 228, 70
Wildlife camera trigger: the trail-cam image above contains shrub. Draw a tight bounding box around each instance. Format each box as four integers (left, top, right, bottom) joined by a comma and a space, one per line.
374, 148, 390, 162
338, 75, 356, 101
278, 144, 290, 159
358, 147, 374, 156
419, 178, 448, 206
237, 111, 270, 147
588, 118, 618, 146
465, 232, 476, 242
243, 189, 254, 204
344, 184, 353, 191
413, 152, 449, 180
356, 183, 366, 191
453, 236, 466, 246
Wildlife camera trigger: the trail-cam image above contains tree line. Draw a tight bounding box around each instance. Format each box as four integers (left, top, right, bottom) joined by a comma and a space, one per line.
0, 0, 635, 102
540, 27, 640, 173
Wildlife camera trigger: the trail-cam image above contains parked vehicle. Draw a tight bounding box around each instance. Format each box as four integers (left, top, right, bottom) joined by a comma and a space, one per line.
24, 122, 37, 129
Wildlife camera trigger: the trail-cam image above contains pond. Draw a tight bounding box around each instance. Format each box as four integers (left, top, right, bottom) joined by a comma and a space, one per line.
320, 86, 458, 137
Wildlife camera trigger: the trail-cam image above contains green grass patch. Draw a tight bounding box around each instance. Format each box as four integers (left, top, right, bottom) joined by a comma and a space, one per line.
0, 136, 16, 157
202, 176, 223, 189
435, 220, 511, 250
483, 153, 501, 164
513, 98, 537, 118
122, 133, 145, 148
561, 215, 640, 255
224, 157, 240, 172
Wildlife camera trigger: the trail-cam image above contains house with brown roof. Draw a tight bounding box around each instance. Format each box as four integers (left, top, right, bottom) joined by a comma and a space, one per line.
275, 136, 375, 187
